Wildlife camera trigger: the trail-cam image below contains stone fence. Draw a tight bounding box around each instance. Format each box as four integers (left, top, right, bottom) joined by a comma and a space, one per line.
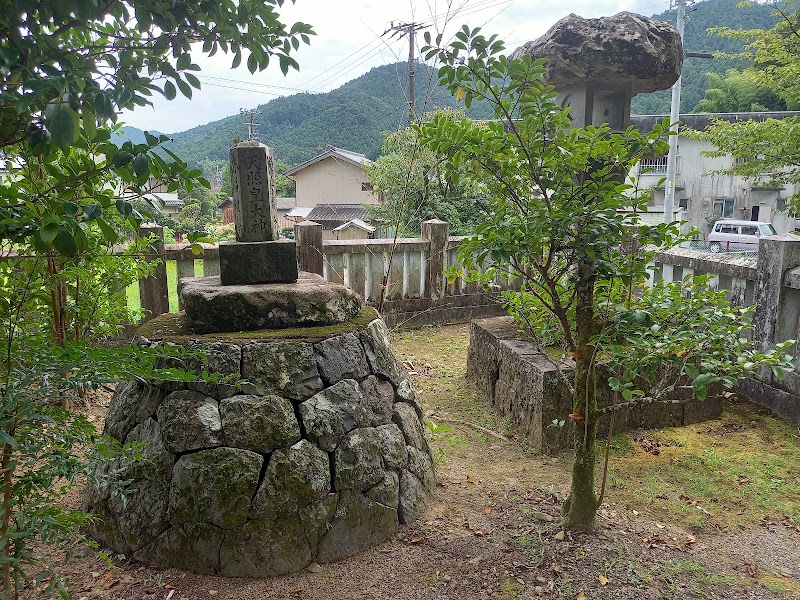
651, 235, 800, 424
133, 219, 507, 330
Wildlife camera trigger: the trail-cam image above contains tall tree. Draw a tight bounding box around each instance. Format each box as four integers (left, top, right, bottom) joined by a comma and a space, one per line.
0, 2, 313, 595
419, 27, 794, 531
693, 69, 788, 112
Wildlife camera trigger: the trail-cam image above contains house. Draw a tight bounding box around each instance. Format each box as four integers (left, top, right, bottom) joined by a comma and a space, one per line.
629, 112, 800, 237
142, 176, 184, 217
286, 146, 379, 207
285, 146, 382, 239
332, 218, 376, 241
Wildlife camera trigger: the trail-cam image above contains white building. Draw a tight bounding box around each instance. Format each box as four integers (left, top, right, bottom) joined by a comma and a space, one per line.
629, 112, 800, 237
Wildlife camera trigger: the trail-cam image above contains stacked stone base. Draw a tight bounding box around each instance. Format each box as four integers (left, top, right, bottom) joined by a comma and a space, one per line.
86, 309, 434, 577
468, 316, 723, 454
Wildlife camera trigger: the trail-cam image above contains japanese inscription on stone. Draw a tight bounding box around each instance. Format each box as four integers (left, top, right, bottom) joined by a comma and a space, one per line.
229, 143, 279, 242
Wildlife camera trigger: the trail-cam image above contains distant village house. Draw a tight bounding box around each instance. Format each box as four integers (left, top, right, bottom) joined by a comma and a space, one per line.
286, 146, 382, 240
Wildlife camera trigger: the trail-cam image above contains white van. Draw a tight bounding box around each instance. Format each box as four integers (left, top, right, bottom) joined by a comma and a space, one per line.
707, 220, 777, 253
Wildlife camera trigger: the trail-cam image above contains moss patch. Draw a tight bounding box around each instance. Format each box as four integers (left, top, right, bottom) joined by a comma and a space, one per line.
136, 306, 380, 345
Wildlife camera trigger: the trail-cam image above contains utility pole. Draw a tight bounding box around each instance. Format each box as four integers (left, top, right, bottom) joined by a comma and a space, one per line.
384, 21, 427, 124
239, 108, 259, 141
664, 0, 687, 225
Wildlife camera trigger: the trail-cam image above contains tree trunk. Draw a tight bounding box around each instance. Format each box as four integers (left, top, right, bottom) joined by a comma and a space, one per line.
564, 256, 600, 531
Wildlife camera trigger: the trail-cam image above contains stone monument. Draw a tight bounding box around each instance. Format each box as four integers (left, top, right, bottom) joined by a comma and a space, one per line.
512, 12, 683, 130
218, 142, 297, 285
86, 143, 435, 577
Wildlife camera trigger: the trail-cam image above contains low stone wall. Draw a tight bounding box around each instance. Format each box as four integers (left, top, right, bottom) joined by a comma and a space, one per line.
86, 308, 435, 577
467, 317, 723, 454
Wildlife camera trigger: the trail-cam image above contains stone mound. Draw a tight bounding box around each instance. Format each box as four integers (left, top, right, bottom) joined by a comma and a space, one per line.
85, 314, 434, 577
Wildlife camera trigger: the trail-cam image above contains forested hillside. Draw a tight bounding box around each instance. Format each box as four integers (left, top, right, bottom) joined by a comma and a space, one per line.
125, 62, 488, 169
116, 0, 778, 172
631, 0, 776, 114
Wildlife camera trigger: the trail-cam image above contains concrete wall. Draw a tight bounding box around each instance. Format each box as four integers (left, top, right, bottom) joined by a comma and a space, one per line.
294, 157, 377, 206
630, 135, 799, 237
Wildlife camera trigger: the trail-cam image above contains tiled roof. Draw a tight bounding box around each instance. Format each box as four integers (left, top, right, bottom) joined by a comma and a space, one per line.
276, 197, 296, 210
286, 147, 372, 176
333, 218, 376, 233
306, 204, 370, 223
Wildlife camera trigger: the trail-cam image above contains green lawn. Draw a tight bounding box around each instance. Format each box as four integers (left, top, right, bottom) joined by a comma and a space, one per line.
125, 260, 204, 319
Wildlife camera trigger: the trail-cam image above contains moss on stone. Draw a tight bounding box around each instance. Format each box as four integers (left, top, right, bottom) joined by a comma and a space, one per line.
136, 306, 380, 345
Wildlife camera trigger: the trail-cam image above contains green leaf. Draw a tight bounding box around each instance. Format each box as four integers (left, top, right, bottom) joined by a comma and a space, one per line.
53, 228, 78, 257
163, 80, 177, 100
47, 105, 80, 151
132, 153, 149, 177
111, 151, 133, 167
40, 221, 60, 244
176, 53, 191, 70
115, 200, 133, 218
96, 218, 118, 244
82, 203, 102, 222
176, 78, 192, 99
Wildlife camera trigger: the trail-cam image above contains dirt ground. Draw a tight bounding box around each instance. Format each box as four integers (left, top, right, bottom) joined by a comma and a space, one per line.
28, 323, 800, 599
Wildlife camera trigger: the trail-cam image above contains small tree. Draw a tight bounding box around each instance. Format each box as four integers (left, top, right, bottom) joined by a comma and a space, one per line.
367, 112, 489, 236
419, 28, 795, 531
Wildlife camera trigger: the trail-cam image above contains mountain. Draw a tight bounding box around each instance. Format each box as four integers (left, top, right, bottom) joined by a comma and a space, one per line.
140, 62, 488, 170
117, 0, 778, 172
630, 0, 777, 114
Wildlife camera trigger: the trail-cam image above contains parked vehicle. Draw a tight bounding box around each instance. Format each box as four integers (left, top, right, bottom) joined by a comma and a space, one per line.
708, 219, 777, 253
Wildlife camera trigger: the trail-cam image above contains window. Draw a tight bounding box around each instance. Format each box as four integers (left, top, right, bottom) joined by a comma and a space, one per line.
719, 223, 739, 234
639, 155, 681, 175
678, 198, 689, 210
713, 198, 735, 218
760, 224, 777, 236
361, 182, 373, 192
740, 225, 758, 236
639, 155, 668, 175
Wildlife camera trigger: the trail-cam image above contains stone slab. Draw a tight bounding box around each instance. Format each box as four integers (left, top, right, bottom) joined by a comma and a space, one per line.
181, 272, 364, 333
230, 142, 279, 243
218, 239, 298, 285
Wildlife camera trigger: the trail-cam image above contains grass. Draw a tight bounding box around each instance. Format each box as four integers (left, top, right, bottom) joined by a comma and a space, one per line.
605, 406, 800, 530
391, 323, 800, 534
125, 259, 205, 317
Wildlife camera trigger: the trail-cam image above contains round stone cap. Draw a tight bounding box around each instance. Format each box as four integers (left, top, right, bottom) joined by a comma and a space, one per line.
181, 272, 364, 333
512, 11, 683, 94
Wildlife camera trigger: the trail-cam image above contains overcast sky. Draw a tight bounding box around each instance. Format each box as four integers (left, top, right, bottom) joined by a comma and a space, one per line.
119, 0, 671, 134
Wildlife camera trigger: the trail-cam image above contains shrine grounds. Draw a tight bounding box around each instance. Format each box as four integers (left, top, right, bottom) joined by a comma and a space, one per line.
36, 324, 800, 600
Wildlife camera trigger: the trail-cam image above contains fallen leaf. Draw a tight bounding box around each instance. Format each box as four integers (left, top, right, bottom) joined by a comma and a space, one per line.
598, 573, 609, 585
744, 561, 759, 578
577, 592, 587, 600
484, 508, 493, 514
466, 475, 475, 484
166, 591, 176, 600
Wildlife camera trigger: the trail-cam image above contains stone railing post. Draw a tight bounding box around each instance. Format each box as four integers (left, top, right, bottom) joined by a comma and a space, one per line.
753, 235, 800, 351
138, 224, 169, 321
295, 220, 324, 276
421, 219, 449, 302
